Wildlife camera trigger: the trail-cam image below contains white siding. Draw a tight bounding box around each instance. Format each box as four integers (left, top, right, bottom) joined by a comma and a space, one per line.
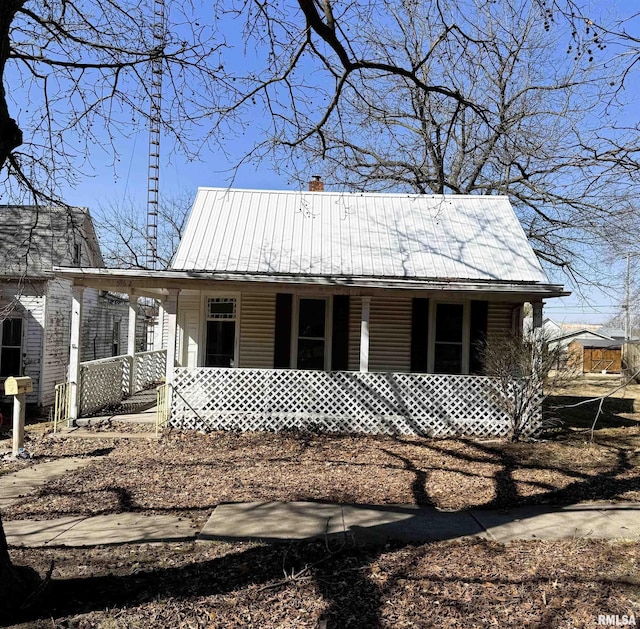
80, 289, 131, 361
238, 293, 275, 368
42, 278, 73, 407
0, 280, 47, 405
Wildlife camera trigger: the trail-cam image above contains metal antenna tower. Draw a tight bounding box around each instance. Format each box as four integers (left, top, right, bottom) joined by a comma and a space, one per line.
146, 0, 165, 271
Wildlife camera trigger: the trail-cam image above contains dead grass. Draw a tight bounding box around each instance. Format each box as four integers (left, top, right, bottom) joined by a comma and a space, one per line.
4, 417, 640, 525
8, 539, 640, 628
4, 377, 640, 627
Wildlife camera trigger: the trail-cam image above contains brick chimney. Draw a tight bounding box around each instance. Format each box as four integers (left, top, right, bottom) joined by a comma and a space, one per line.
308, 175, 324, 192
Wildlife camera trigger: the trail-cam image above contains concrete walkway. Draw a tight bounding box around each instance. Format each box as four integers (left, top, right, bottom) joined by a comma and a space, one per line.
2, 460, 640, 547
199, 501, 640, 544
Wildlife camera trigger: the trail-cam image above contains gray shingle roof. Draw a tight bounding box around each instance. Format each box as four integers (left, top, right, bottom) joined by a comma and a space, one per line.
0, 206, 103, 277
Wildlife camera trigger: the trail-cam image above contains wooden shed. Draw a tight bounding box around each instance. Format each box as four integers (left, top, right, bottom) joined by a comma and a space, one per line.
567, 338, 622, 374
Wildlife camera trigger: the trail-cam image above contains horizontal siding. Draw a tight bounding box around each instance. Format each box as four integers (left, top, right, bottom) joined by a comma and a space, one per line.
347, 296, 412, 372
239, 293, 275, 368
487, 302, 518, 343
369, 296, 412, 372
42, 278, 72, 406
80, 289, 131, 361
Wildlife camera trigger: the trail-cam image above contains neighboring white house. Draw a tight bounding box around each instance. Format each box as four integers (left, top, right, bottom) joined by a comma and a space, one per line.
56, 184, 567, 437
0, 205, 139, 410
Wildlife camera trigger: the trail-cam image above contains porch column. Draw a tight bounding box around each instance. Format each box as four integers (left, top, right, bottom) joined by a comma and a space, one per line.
153, 300, 165, 351
532, 301, 544, 331
164, 289, 180, 387
359, 296, 371, 372
127, 291, 138, 395
68, 285, 84, 422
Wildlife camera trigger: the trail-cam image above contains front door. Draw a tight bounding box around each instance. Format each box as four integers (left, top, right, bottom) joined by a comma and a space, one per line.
180, 309, 200, 368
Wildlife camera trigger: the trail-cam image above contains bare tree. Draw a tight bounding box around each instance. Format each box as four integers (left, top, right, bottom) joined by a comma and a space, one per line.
0, 0, 226, 617
483, 330, 577, 441
232, 0, 640, 283
94, 192, 192, 269
0, 1, 487, 612
1, 0, 639, 616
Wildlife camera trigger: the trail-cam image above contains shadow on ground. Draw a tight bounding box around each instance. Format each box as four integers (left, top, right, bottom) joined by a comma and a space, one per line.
7, 432, 640, 627
545, 395, 639, 431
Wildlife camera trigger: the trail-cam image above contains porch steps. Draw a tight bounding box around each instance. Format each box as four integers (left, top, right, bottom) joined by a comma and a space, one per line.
111, 388, 158, 414
59, 407, 158, 440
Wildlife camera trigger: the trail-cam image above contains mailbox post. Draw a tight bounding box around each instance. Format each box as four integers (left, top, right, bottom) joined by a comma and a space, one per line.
4, 376, 33, 457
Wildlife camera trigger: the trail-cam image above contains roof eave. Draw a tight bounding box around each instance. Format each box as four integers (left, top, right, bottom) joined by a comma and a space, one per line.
54, 266, 568, 298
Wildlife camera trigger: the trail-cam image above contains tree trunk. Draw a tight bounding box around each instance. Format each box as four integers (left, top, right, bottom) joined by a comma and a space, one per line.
0, 2, 35, 620
0, 2, 25, 168
0, 514, 43, 622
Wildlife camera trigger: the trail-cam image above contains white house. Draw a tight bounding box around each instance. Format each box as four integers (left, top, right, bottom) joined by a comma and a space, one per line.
56, 184, 567, 437
0, 205, 138, 410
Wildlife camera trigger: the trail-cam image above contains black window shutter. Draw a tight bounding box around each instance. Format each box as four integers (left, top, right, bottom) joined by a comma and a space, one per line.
274, 293, 292, 368
410, 298, 429, 372
470, 300, 489, 375
331, 295, 350, 370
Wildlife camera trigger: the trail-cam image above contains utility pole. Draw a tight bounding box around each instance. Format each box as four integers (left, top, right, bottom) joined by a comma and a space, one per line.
625, 253, 631, 343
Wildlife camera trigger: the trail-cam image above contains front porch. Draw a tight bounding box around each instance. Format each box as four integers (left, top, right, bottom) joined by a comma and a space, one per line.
55, 270, 556, 439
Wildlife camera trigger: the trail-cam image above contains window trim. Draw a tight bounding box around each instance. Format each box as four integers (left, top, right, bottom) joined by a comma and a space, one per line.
291, 295, 333, 370
427, 300, 470, 375
200, 293, 240, 367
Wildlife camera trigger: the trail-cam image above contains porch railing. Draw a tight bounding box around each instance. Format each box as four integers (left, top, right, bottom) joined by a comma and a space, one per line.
53, 382, 71, 432
77, 355, 128, 416
76, 349, 166, 417
156, 382, 171, 437
134, 349, 166, 393
170, 368, 542, 438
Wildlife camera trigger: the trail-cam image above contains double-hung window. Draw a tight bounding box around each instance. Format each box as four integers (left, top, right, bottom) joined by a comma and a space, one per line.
0, 318, 23, 378
430, 302, 470, 375
294, 297, 330, 370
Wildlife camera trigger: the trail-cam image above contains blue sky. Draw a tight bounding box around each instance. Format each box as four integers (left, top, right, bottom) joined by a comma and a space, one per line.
8, 0, 640, 325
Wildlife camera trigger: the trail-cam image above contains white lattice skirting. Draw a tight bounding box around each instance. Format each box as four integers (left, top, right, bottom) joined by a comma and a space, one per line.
170, 368, 541, 438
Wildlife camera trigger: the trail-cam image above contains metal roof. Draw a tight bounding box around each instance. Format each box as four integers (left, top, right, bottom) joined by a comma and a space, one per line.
172, 188, 550, 284
571, 338, 621, 349
0, 205, 103, 277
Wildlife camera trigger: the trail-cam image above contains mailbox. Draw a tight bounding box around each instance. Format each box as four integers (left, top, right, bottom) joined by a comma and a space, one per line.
4, 376, 33, 396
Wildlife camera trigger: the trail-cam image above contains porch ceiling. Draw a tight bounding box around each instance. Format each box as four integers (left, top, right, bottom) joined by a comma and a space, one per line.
54, 266, 568, 301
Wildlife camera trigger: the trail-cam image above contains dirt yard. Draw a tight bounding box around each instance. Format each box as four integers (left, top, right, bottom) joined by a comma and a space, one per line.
3, 376, 640, 627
